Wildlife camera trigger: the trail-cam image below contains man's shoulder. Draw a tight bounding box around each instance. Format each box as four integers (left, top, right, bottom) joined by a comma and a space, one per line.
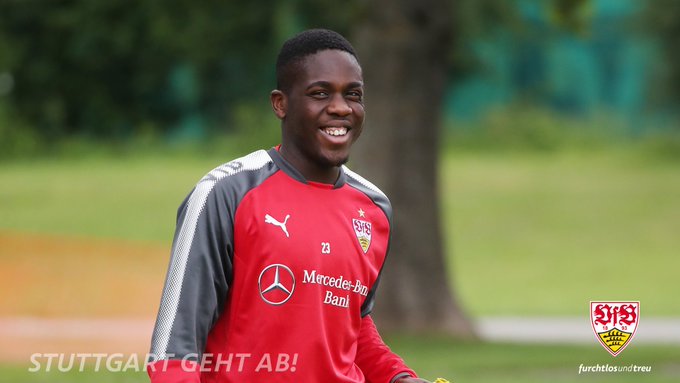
342, 166, 387, 198
176, 150, 277, 218
198, 149, 275, 186
185, 149, 278, 205
342, 166, 392, 216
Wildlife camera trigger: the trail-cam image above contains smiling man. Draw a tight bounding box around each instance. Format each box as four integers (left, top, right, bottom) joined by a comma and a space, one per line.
148, 29, 429, 383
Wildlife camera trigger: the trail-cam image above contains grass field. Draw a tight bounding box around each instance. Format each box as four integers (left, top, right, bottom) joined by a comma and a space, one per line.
441, 149, 680, 317
1, 144, 679, 382
1, 146, 678, 316
2, 340, 679, 382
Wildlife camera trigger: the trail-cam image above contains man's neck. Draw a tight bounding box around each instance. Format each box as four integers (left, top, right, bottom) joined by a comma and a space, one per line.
278, 146, 340, 185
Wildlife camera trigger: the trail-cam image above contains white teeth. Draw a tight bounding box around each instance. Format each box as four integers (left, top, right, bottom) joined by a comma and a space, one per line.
324, 127, 348, 136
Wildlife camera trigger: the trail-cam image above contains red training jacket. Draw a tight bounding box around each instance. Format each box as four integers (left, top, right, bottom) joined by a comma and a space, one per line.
148, 148, 416, 383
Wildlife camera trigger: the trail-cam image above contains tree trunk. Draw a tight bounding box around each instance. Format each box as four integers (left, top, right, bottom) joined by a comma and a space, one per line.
351, 0, 476, 338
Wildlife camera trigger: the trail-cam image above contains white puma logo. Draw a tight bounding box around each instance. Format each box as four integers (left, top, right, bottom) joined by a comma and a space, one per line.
265, 214, 290, 238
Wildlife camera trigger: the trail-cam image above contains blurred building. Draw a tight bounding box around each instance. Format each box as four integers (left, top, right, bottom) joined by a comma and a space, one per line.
446, 0, 655, 131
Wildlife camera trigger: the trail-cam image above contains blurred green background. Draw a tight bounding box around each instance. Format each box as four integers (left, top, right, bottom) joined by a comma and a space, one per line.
1, 0, 679, 382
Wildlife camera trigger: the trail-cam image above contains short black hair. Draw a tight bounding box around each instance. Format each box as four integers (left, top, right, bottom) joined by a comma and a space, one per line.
276, 28, 358, 92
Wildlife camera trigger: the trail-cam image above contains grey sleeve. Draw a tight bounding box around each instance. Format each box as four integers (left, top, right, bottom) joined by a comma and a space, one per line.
149, 180, 233, 361
148, 150, 276, 362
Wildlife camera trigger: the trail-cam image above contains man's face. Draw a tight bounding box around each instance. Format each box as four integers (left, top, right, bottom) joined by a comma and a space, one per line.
275, 49, 365, 176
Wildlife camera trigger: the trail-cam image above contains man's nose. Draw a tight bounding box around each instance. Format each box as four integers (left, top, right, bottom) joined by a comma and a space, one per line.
327, 94, 352, 116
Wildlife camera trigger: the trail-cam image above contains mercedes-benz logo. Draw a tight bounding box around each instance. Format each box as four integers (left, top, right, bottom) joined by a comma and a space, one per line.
258, 264, 295, 305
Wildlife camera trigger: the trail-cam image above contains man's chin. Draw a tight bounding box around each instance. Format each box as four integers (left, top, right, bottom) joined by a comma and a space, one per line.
318, 150, 350, 168
328, 155, 350, 168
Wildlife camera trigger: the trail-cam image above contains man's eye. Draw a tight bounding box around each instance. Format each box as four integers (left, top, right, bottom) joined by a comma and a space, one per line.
310, 91, 328, 98
347, 91, 363, 101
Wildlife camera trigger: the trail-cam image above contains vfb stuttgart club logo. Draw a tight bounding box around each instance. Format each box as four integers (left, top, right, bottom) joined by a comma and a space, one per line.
352, 219, 371, 254
590, 301, 639, 356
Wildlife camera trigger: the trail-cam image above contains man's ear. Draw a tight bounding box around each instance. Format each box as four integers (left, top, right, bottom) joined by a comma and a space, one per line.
270, 90, 287, 119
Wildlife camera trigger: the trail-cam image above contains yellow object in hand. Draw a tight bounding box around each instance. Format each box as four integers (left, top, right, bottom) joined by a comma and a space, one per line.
433, 379, 450, 383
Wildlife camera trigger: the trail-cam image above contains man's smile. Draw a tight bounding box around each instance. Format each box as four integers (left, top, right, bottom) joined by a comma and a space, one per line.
322, 126, 349, 137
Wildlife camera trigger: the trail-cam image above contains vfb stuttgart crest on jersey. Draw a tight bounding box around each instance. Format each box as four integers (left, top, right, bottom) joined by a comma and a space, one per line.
590, 301, 639, 356
352, 219, 371, 253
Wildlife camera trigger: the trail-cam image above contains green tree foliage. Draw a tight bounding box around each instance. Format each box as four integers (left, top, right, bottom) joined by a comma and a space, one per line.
641, 0, 680, 111
2, 0, 672, 146
0, 0, 280, 139
0, 0, 366, 143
